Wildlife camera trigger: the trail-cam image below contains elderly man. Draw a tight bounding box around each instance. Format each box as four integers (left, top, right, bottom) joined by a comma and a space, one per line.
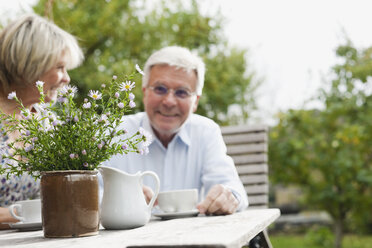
105, 46, 248, 215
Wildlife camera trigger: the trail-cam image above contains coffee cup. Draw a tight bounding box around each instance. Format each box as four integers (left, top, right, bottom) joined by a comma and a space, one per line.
8, 199, 41, 223
157, 189, 198, 213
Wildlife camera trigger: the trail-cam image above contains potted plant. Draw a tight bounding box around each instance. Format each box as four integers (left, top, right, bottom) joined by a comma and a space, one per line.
0, 66, 151, 237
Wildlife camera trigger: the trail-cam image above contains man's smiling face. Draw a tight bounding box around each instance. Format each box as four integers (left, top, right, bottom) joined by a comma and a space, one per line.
142, 64, 199, 143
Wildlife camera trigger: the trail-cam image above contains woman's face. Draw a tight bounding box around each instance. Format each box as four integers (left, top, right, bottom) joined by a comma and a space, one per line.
38, 51, 71, 103
20, 51, 71, 107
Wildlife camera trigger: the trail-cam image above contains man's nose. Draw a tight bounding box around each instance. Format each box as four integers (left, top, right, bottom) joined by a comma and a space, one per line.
162, 90, 177, 105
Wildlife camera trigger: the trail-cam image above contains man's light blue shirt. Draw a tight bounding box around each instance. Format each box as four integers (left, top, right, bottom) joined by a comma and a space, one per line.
103, 112, 248, 211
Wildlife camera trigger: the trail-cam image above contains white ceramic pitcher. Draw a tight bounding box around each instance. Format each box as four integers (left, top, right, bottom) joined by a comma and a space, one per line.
99, 166, 160, 229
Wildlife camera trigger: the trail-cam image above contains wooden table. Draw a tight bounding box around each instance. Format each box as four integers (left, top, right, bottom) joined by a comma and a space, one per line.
0, 208, 280, 248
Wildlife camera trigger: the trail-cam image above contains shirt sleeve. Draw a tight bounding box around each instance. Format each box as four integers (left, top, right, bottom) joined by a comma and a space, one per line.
200, 122, 248, 211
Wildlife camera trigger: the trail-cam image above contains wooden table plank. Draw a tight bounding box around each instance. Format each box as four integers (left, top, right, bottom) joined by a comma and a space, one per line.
0, 209, 280, 248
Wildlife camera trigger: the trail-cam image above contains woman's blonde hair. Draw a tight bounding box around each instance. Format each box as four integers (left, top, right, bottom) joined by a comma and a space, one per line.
0, 13, 83, 93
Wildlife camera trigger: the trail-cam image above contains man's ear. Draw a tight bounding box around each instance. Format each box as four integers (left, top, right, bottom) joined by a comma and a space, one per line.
142, 87, 147, 105
192, 95, 200, 112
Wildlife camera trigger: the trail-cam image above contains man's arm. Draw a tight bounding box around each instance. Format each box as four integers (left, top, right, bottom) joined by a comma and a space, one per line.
198, 122, 248, 215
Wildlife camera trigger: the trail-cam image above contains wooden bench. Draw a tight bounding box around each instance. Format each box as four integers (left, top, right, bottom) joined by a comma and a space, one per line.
221, 124, 273, 248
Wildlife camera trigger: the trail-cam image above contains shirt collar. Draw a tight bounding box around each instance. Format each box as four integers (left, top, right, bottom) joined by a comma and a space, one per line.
176, 118, 191, 146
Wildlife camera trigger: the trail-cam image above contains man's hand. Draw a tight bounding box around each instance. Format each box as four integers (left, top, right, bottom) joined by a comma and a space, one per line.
196, 184, 239, 215
142, 185, 156, 205
0, 207, 18, 230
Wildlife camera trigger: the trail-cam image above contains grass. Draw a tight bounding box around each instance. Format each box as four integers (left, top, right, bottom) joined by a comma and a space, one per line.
270, 234, 372, 248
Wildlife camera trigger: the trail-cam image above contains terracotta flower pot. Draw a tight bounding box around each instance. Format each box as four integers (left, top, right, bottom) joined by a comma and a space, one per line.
40, 170, 99, 238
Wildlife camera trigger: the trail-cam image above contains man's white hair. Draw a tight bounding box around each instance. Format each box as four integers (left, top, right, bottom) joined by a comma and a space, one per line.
142, 46, 205, 96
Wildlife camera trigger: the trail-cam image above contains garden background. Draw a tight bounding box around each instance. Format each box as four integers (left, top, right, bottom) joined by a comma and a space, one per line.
1, 1, 371, 247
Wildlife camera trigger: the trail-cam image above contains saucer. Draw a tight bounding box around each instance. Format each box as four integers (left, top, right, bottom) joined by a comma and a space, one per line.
9, 221, 42, 231
153, 209, 199, 220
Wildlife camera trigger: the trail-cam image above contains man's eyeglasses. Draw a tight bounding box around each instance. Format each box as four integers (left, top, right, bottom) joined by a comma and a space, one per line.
147, 85, 196, 99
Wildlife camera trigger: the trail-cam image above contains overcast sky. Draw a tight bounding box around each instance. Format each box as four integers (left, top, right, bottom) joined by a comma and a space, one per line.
199, 0, 372, 123
1, 0, 372, 124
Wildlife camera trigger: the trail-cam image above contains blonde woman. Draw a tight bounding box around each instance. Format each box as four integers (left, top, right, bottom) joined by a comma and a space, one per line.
0, 13, 83, 228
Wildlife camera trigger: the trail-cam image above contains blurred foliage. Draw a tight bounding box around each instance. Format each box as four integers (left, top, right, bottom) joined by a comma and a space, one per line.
269, 40, 372, 248
271, 234, 372, 248
304, 226, 334, 248
31, 0, 259, 125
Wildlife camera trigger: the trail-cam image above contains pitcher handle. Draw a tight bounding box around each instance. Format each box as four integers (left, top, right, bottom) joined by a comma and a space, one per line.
140, 171, 160, 209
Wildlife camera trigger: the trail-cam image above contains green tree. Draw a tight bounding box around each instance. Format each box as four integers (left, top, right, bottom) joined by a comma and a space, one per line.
32, 0, 259, 125
269, 40, 372, 248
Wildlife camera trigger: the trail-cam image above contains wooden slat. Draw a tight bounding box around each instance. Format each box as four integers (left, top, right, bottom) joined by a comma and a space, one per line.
245, 184, 269, 195
240, 175, 268, 185
227, 143, 267, 155
221, 124, 268, 135
236, 164, 268, 174
246, 195, 268, 206
222, 124, 270, 211
230, 154, 267, 164
223, 132, 267, 145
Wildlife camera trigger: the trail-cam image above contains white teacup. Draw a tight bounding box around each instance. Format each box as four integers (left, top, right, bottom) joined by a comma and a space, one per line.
8, 199, 41, 223
157, 189, 198, 213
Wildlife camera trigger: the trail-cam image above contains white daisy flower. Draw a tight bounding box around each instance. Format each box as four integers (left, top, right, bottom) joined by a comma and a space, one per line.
59, 85, 76, 97
119, 81, 135, 91
88, 90, 102, 100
